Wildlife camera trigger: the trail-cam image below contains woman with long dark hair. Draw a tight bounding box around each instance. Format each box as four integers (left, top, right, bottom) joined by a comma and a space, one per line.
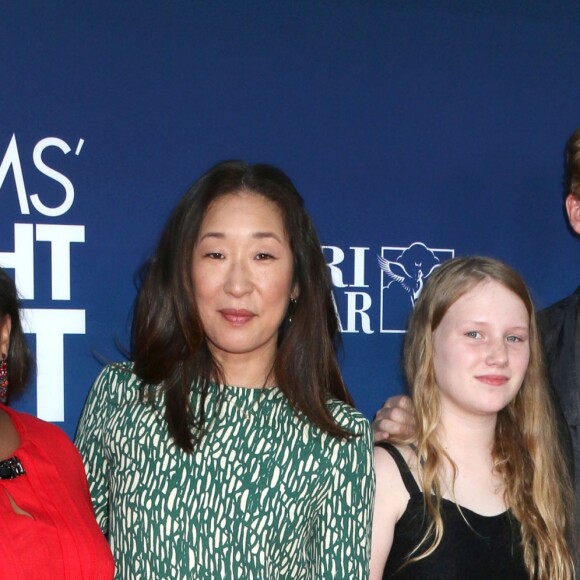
76, 160, 374, 578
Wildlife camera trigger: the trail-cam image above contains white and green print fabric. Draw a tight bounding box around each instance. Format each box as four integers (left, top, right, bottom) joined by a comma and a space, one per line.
75, 364, 374, 579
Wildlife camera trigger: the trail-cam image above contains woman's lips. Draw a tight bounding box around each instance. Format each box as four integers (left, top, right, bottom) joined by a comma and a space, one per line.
219, 309, 255, 325
475, 375, 509, 386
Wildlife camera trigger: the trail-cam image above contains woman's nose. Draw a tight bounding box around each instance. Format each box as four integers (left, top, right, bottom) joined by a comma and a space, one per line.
223, 259, 253, 296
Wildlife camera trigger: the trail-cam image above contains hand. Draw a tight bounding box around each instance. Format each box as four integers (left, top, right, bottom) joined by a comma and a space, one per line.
372, 395, 415, 442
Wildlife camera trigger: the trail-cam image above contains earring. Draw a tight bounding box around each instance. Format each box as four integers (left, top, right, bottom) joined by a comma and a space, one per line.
288, 298, 297, 324
0, 355, 7, 404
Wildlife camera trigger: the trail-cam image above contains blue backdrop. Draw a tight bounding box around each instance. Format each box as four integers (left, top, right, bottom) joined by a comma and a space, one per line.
1, 1, 579, 438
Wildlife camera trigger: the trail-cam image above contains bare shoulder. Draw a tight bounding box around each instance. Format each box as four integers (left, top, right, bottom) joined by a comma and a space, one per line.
373, 443, 412, 521
370, 443, 413, 579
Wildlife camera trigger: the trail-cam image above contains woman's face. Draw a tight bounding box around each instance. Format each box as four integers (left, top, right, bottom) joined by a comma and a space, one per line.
191, 191, 297, 379
432, 280, 530, 418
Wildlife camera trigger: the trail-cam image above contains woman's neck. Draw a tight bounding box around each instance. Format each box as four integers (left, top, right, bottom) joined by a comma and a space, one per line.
437, 405, 497, 457
434, 406, 506, 515
214, 352, 275, 389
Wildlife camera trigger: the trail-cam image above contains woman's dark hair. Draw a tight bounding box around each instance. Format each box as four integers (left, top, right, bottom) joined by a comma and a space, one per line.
132, 160, 353, 451
0, 268, 33, 400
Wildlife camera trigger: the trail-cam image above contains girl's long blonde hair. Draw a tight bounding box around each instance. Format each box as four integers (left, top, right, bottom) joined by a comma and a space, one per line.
402, 256, 574, 579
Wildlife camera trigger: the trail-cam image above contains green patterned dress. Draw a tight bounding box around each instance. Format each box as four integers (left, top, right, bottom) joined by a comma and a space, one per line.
75, 364, 374, 579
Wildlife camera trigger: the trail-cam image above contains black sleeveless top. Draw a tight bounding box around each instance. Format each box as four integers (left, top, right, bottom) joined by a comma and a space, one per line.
377, 442, 529, 579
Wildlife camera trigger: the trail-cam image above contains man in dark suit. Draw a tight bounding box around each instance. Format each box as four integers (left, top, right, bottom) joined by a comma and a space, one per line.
537, 127, 580, 508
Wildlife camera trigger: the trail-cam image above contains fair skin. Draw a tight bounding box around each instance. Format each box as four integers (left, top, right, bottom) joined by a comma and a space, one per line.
191, 191, 297, 388
374, 192, 580, 441
370, 281, 530, 578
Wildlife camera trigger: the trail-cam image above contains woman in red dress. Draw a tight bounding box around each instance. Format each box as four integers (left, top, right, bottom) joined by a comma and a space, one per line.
0, 267, 114, 579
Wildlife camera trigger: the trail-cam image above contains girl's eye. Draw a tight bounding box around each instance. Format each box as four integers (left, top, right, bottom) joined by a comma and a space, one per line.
206, 252, 224, 259
256, 253, 274, 260
506, 335, 523, 343
465, 331, 481, 339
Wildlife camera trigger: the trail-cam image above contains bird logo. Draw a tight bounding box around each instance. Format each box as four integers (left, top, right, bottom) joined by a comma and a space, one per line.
378, 242, 442, 306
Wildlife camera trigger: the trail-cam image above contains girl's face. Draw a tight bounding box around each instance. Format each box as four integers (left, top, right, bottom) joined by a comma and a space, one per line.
191, 191, 297, 377
432, 280, 530, 418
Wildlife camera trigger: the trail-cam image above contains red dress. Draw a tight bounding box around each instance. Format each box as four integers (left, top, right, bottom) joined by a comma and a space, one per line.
0, 404, 114, 579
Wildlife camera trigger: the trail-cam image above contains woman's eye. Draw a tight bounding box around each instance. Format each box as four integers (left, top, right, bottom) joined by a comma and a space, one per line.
465, 331, 481, 339
205, 252, 224, 259
256, 253, 274, 260
506, 335, 523, 343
